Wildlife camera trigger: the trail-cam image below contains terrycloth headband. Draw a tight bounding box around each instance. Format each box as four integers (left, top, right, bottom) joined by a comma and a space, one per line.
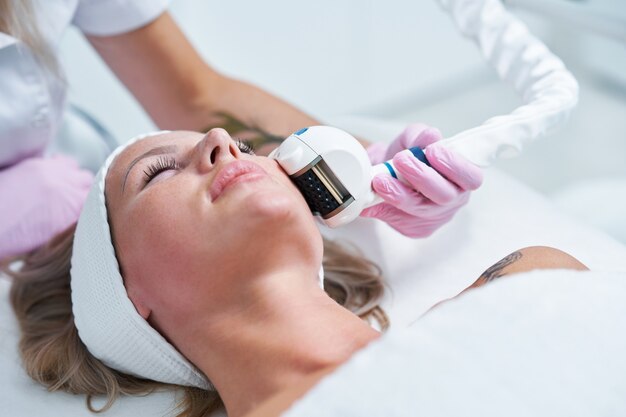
70, 131, 325, 389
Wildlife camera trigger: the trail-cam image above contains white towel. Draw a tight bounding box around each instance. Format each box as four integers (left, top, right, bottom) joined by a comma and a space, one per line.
284, 269, 626, 417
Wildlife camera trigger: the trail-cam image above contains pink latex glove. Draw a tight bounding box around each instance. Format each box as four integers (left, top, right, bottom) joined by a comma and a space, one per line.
0, 155, 93, 260
361, 123, 483, 238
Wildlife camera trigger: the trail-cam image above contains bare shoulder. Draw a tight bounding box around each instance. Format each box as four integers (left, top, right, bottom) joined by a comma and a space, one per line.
468, 246, 588, 291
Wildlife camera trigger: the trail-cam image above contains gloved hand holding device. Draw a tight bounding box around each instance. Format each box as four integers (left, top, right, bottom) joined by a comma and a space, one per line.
361, 124, 483, 238
0, 155, 93, 260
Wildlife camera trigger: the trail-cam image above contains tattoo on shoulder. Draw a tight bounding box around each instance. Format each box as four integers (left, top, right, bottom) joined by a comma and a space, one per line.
471, 251, 523, 288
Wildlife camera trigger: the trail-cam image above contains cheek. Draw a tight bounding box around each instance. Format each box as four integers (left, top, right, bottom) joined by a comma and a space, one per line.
114, 161, 322, 317
130, 191, 197, 252
117, 184, 212, 301
254, 157, 312, 214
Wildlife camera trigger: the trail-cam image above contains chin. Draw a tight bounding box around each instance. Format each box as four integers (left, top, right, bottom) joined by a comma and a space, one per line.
231, 186, 323, 262
247, 190, 300, 220
241, 185, 309, 222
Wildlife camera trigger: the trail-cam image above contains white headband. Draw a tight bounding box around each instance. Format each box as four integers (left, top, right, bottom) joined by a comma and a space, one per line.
70, 131, 324, 390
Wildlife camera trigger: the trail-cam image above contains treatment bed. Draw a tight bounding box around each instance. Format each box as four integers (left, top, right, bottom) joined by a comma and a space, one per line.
2, 120, 626, 415
3, 0, 625, 413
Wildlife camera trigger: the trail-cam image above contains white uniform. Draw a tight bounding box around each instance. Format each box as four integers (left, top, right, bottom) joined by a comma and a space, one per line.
0, 0, 168, 169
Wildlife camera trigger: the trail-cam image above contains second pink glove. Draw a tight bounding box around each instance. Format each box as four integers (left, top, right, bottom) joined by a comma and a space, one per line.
0, 155, 93, 260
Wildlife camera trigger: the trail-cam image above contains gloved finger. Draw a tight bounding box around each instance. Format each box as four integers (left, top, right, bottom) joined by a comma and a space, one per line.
409, 125, 443, 149
371, 175, 444, 217
366, 141, 388, 165
368, 176, 466, 222
393, 151, 460, 205
360, 203, 443, 238
360, 202, 398, 223
385, 124, 442, 159
425, 145, 483, 191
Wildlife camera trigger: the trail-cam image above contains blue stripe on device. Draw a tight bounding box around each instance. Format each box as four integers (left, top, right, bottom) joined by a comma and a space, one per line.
294, 127, 309, 135
408, 146, 431, 167
383, 162, 397, 179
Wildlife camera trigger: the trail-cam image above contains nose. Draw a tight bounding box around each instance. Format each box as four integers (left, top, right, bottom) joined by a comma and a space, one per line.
196, 128, 241, 173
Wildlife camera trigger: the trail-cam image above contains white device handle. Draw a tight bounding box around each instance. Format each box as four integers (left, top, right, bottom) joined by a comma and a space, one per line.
364, 163, 397, 208
435, 0, 579, 167
365, 159, 423, 208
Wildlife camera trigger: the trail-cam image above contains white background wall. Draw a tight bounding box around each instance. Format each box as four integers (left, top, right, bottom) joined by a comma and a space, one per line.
59, 0, 489, 137
58, 0, 626, 201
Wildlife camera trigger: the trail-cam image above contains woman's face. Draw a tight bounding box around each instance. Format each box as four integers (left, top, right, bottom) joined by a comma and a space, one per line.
105, 129, 323, 339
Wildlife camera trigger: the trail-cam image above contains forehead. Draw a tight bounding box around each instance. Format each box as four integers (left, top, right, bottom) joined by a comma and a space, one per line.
111, 131, 200, 172
105, 131, 203, 200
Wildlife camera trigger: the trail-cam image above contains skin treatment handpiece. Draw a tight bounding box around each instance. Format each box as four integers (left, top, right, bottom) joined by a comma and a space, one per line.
268, 126, 430, 228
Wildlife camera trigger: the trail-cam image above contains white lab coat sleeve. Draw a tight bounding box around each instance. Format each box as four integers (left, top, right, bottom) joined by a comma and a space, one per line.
73, 0, 171, 37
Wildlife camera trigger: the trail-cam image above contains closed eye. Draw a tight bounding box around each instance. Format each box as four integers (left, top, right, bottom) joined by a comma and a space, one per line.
143, 156, 179, 184
142, 139, 256, 185
234, 138, 255, 155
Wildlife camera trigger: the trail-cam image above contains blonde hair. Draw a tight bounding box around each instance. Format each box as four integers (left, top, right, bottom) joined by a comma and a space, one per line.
0, 0, 60, 75
7, 225, 389, 417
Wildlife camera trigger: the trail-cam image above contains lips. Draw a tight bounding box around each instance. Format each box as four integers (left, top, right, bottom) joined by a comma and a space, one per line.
210, 160, 268, 201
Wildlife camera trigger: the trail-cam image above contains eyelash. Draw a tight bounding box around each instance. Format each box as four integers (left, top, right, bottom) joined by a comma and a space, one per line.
142, 139, 256, 184
235, 138, 255, 154
142, 156, 179, 184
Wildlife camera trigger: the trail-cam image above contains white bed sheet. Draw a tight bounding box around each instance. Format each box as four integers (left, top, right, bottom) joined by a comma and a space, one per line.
284, 269, 626, 417
2, 130, 626, 416
322, 167, 626, 328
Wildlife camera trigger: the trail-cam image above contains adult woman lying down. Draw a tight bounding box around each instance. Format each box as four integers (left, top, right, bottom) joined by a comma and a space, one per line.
6, 129, 587, 417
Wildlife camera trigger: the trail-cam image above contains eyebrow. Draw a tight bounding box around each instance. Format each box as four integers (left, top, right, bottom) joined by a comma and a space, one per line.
122, 145, 178, 192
